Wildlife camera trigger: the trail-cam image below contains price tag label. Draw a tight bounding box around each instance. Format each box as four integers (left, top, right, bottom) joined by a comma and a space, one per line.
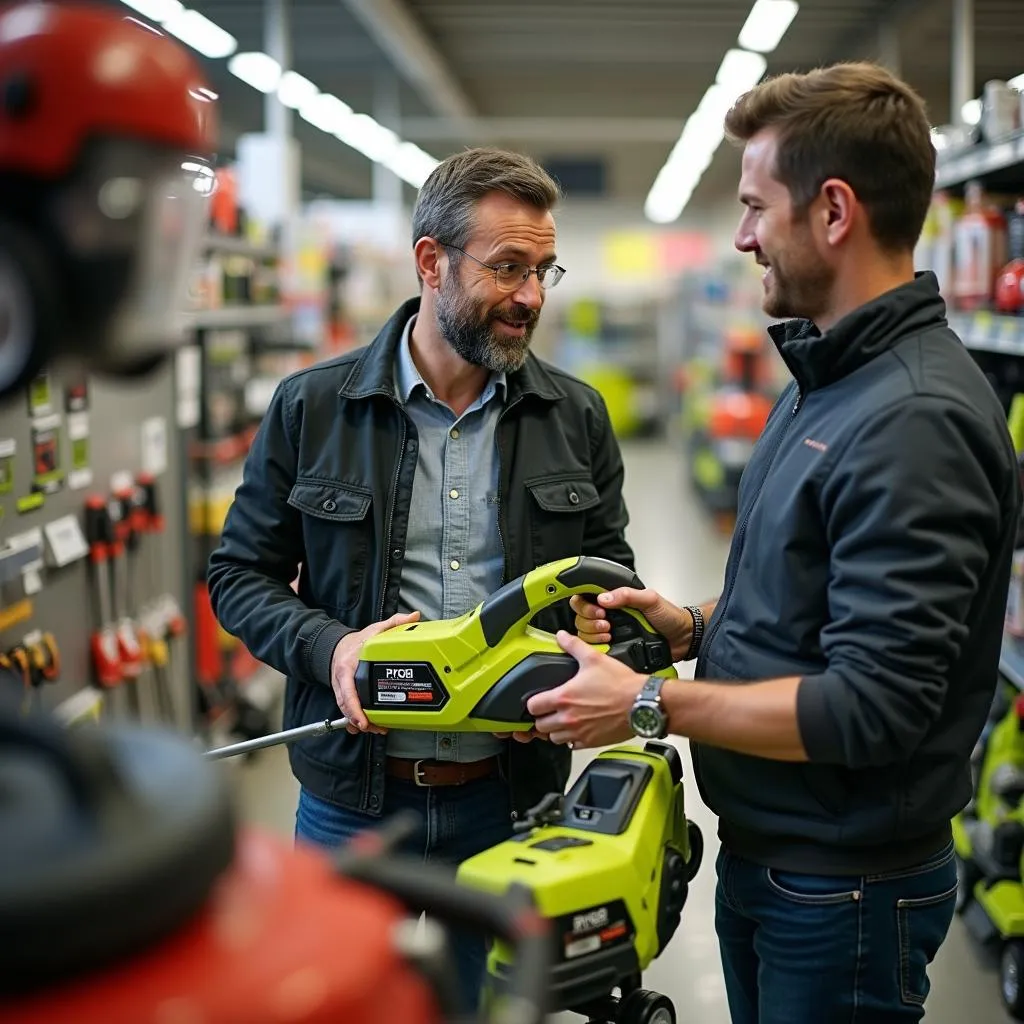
44, 514, 89, 568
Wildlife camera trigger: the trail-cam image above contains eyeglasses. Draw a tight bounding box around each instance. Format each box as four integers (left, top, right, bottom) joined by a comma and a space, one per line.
438, 242, 566, 292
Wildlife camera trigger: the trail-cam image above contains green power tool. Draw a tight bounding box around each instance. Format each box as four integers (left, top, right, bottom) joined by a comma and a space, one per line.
352, 555, 677, 732
204, 555, 676, 760
457, 740, 703, 1024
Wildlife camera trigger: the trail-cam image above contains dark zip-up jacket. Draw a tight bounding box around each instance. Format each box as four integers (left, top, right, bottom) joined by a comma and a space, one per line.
693, 272, 1021, 874
207, 297, 634, 818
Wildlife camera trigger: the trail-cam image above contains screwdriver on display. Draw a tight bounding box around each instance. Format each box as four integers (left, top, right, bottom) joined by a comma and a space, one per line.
84, 495, 123, 690
108, 491, 145, 715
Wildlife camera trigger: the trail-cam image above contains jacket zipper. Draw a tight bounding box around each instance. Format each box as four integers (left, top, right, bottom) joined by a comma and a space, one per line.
495, 395, 525, 584
378, 413, 408, 620
699, 386, 803, 669
494, 393, 526, 817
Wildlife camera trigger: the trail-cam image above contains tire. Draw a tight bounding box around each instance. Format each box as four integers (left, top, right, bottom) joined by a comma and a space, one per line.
685, 821, 704, 882
1002, 941, 1024, 1020
955, 854, 981, 915
619, 988, 676, 1024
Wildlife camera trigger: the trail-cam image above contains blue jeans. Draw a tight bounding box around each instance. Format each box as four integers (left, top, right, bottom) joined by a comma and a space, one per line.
295, 775, 513, 1014
715, 841, 958, 1023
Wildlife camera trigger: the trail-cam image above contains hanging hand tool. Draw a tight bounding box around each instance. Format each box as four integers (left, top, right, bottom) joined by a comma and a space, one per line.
137, 473, 187, 638
84, 496, 122, 690
109, 488, 145, 716
134, 474, 179, 723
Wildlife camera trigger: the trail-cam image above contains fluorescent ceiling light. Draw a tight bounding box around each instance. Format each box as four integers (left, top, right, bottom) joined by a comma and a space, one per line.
278, 71, 319, 110
961, 98, 982, 126
300, 92, 352, 134
386, 142, 440, 187
738, 0, 799, 54
162, 8, 236, 59
336, 113, 399, 162
716, 49, 768, 95
120, 0, 183, 21
228, 51, 282, 94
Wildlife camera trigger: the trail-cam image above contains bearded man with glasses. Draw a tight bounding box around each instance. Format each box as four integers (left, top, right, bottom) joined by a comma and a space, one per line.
207, 147, 635, 1013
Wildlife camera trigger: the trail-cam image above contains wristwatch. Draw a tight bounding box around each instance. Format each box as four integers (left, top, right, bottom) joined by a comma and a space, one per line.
629, 675, 669, 739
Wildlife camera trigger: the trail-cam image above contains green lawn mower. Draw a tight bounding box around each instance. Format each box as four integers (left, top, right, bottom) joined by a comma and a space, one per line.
456, 740, 703, 1024
954, 682, 1024, 1019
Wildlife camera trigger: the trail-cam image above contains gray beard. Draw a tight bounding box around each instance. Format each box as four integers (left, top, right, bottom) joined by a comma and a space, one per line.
435, 276, 537, 374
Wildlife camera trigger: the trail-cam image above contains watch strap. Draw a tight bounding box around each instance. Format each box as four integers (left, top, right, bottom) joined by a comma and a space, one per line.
684, 605, 704, 660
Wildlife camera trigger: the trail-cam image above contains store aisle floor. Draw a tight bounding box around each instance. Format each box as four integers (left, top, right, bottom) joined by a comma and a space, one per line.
229, 438, 1010, 1023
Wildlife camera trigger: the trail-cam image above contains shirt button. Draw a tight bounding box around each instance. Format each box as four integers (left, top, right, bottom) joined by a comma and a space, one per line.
322, 498, 337, 512
450, 428, 460, 439
450, 559, 461, 571
449, 488, 459, 499
569, 491, 580, 505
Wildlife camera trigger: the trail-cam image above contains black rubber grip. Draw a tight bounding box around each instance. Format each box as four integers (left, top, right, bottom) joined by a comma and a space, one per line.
469, 654, 578, 723
479, 576, 531, 648
556, 556, 642, 593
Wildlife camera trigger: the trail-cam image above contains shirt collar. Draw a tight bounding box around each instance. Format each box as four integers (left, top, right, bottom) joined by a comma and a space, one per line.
394, 312, 507, 407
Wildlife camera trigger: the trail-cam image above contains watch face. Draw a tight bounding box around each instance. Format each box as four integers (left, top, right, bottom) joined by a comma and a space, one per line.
631, 703, 664, 739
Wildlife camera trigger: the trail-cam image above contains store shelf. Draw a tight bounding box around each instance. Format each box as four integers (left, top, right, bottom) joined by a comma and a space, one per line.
949, 311, 1024, 357
1000, 630, 1024, 691
935, 132, 1024, 190
203, 233, 278, 261
185, 305, 290, 330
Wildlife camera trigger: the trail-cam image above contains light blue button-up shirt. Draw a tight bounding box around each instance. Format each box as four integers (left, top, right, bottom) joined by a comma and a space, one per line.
387, 314, 507, 762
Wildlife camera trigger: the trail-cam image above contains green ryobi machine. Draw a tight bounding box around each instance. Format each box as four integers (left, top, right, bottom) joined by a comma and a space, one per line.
204, 556, 704, 1023
458, 740, 702, 1024
954, 681, 1024, 1019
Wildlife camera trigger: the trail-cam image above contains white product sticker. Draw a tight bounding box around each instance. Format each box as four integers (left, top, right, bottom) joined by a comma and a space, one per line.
66, 412, 89, 441
141, 416, 168, 476
31, 412, 60, 432
110, 470, 134, 495
44, 514, 89, 568
22, 565, 42, 595
68, 468, 93, 491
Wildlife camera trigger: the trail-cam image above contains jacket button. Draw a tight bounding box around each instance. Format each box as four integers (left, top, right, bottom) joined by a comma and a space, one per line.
392, 547, 401, 558
369, 795, 380, 809
569, 491, 579, 505
510, 810, 518, 821
322, 498, 337, 512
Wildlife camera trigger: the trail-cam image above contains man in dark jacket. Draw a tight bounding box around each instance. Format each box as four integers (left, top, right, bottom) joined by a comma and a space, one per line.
206, 147, 634, 1011
527, 64, 1021, 1022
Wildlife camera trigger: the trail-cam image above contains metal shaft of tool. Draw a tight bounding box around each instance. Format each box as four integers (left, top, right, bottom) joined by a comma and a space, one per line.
203, 717, 350, 760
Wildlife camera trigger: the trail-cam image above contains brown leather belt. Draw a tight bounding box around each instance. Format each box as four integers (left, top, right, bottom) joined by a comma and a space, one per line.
385, 755, 500, 787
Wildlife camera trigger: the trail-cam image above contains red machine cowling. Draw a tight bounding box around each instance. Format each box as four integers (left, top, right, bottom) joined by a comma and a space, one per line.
1, 830, 440, 1024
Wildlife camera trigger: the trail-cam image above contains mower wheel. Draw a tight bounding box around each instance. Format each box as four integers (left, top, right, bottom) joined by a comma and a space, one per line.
685, 821, 704, 882
955, 855, 980, 915
1003, 942, 1024, 1020
618, 989, 676, 1024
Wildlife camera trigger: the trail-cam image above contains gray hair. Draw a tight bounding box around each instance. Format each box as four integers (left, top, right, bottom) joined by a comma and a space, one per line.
411, 147, 562, 258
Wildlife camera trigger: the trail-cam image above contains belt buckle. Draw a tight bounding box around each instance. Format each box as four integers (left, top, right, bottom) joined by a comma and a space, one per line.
413, 759, 430, 787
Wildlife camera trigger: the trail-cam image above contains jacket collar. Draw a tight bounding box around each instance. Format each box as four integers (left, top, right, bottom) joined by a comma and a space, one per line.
767, 272, 948, 393
338, 295, 566, 404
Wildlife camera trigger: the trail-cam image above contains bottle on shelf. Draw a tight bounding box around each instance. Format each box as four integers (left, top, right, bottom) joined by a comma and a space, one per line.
954, 181, 1009, 311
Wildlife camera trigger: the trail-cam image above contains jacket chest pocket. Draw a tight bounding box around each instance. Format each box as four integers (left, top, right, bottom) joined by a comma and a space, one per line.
287, 478, 373, 613
525, 475, 599, 563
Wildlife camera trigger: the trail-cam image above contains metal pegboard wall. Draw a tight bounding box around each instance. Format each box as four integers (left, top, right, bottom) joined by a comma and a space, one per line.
0, 358, 190, 732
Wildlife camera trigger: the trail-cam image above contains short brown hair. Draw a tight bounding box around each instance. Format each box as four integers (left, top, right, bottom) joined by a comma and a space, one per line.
724, 62, 935, 253
411, 147, 562, 252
